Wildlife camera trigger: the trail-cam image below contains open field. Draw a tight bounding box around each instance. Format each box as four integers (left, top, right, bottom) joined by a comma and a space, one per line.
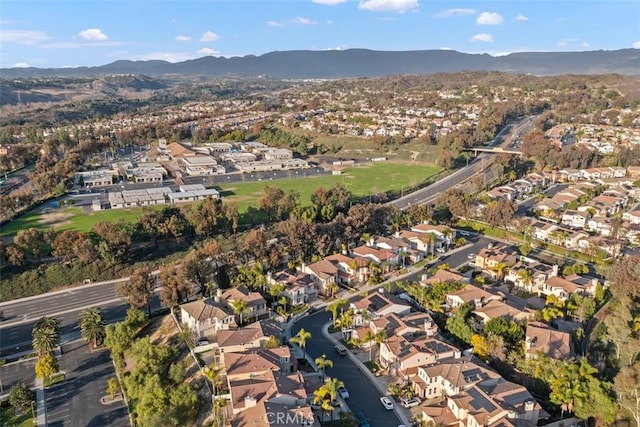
217, 162, 442, 211
0, 206, 157, 236
1, 163, 441, 235
312, 135, 439, 163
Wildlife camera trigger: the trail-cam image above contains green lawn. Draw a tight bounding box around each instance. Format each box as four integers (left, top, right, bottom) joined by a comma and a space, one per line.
1, 163, 441, 236
218, 162, 441, 212
0, 405, 35, 427
0, 206, 157, 236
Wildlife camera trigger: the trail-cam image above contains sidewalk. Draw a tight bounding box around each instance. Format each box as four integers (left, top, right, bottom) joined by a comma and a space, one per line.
35, 377, 46, 427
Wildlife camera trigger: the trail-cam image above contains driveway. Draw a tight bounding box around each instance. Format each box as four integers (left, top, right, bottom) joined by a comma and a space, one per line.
45, 340, 129, 427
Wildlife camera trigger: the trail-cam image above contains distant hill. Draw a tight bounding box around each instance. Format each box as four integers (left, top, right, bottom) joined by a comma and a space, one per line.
1, 48, 639, 79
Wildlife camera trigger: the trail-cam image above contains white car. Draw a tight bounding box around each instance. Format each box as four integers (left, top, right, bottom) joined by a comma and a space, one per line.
401, 397, 421, 408
467, 253, 476, 260
338, 386, 350, 400
380, 396, 394, 410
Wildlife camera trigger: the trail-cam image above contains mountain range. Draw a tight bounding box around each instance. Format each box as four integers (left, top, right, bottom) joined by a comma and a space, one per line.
2, 48, 639, 79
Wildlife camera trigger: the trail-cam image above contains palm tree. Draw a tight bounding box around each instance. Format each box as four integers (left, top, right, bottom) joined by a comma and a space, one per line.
517, 269, 533, 292
325, 282, 339, 299
491, 262, 508, 283
363, 330, 387, 361
203, 363, 223, 424
231, 299, 249, 326
290, 328, 312, 360
314, 354, 334, 381
335, 309, 355, 339
326, 299, 347, 325
507, 170, 517, 182
78, 308, 106, 348
32, 316, 61, 357
313, 379, 343, 422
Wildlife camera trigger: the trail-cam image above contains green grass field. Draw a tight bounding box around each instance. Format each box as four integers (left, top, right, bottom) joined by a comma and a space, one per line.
217, 162, 442, 211
1, 163, 441, 236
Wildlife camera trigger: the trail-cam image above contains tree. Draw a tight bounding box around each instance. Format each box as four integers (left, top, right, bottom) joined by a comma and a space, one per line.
482, 199, 516, 228
491, 262, 508, 282
231, 299, 249, 326
471, 334, 489, 359
35, 353, 59, 379
315, 354, 334, 381
160, 263, 192, 309
264, 335, 281, 349
14, 228, 47, 263
517, 269, 533, 291
326, 299, 347, 325
9, 383, 35, 413
614, 362, 640, 426
445, 304, 475, 345
291, 328, 312, 360
608, 255, 640, 301
119, 266, 154, 315
363, 330, 387, 362
107, 377, 122, 400
79, 308, 106, 348
32, 316, 61, 357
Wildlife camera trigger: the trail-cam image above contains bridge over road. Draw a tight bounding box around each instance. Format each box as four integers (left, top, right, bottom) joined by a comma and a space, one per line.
463, 146, 523, 155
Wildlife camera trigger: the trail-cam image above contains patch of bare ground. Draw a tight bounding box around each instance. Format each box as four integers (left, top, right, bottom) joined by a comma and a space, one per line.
37, 211, 73, 228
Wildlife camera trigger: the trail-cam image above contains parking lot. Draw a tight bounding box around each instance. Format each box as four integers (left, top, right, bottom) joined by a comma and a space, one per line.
45, 340, 129, 427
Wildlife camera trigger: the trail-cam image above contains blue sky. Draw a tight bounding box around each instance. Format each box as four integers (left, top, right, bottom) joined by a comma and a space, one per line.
1, 0, 639, 69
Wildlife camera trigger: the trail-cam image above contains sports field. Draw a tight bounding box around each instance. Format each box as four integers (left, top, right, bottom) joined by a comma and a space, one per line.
1, 162, 441, 235
217, 162, 441, 211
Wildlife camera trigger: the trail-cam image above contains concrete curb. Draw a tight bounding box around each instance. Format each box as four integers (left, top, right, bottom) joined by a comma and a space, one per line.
321, 321, 412, 427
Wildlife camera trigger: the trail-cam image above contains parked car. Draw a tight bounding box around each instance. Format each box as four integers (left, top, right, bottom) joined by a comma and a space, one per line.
354, 412, 370, 427
380, 396, 394, 410
338, 385, 350, 399
196, 338, 209, 346
334, 344, 347, 356
467, 253, 476, 260
401, 397, 421, 408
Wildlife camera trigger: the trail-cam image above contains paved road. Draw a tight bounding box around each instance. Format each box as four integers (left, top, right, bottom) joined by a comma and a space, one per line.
390, 117, 534, 210
45, 340, 129, 427
293, 312, 403, 427
0, 358, 36, 395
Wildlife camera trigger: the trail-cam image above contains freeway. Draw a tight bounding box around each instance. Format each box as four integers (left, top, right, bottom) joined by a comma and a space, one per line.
390, 116, 534, 210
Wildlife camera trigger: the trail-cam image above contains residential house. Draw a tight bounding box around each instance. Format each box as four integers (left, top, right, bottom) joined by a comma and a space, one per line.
472, 300, 532, 330
445, 285, 502, 311
224, 346, 297, 380
415, 359, 543, 426
421, 269, 467, 287
303, 254, 369, 289
355, 312, 438, 342
525, 322, 572, 360
180, 297, 236, 338
539, 274, 598, 301
221, 286, 269, 322
379, 335, 458, 376
231, 400, 318, 427
622, 207, 640, 225
411, 223, 455, 248
351, 290, 411, 325
580, 235, 622, 257
216, 320, 283, 354
561, 210, 590, 229
267, 270, 317, 306
474, 244, 518, 280
352, 245, 399, 268
505, 262, 558, 293
532, 221, 559, 241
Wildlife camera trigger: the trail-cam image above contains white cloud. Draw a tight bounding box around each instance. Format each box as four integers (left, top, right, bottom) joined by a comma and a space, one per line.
78, 28, 108, 41
133, 51, 201, 63
582, 42, 589, 48
435, 8, 475, 18
470, 33, 493, 42
293, 17, 316, 25
476, 12, 503, 25
0, 30, 51, 45
312, 0, 347, 4
199, 31, 218, 42
267, 17, 317, 27
557, 41, 567, 47
326, 20, 334, 25
514, 14, 528, 21
197, 48, 220, 56
633, 40, 640, 49
13, 62, 30, 68
358, 0, 418, 13
175, 35, 191, 41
